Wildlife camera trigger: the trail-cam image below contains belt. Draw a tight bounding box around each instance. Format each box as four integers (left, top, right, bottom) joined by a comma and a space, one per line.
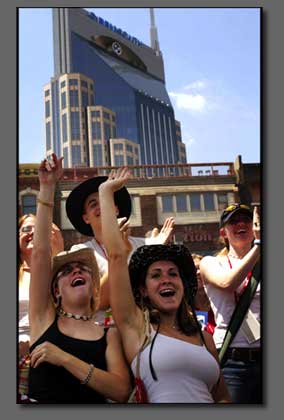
226, 347, 261, 363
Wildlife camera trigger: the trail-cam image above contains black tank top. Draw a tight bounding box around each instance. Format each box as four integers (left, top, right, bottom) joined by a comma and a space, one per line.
28, 318, 108, 403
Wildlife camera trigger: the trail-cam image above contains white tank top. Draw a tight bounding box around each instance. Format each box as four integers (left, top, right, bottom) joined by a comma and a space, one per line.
131, 328, 220, 403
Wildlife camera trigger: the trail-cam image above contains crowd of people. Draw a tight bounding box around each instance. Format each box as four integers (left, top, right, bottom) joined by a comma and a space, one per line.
18, 153, 261, 404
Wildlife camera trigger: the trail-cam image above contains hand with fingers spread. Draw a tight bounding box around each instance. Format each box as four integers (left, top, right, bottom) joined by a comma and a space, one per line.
30, 341, 68, 369
99, 167, 131, 194
38, 153, 64, 187
253, 206, 261, 240
146, 217, 175, 245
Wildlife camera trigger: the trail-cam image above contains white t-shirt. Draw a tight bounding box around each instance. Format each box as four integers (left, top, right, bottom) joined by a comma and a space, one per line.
19, 270, 31, 343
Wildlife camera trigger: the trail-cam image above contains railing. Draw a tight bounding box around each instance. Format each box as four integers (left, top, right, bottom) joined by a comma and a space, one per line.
19, 162, 235, 181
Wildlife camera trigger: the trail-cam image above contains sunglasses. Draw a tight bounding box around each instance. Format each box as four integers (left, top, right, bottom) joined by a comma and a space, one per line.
224, 204, 251, 213
56, 262, 92, 279
20, 225, 35, 233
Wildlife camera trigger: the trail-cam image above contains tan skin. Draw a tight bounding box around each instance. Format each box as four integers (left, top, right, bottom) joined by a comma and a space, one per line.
18, 215, 64, 359
29, 154, 131, 403
81, 190, 174, 311
200, 207, 261, 292
99, 167, 231, 403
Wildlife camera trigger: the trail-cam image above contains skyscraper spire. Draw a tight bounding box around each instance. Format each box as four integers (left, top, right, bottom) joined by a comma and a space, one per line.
150, 8, 161, 56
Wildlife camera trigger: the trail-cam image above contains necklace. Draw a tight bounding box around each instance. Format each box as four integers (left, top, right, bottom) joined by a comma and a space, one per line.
57, 307, 96, 321
228, 253, 241, 259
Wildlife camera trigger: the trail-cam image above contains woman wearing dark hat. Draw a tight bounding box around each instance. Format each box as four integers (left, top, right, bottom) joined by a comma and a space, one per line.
66, 172, 174, 326
200, 204, 261, 403
27, 155, 131, 403
99, 167, 231, 403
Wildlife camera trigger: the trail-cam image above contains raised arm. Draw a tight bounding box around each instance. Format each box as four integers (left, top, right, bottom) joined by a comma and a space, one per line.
29, 154, 63, 343
200, 207, 261, 292
99, 168, 144, 357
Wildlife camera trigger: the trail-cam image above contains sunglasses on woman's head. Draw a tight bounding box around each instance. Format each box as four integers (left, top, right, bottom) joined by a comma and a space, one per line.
20, 225, 35, 233
224, 204, 251, 213
56, 262, 92, 279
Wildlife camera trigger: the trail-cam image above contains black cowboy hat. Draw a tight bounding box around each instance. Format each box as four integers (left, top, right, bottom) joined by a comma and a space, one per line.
128, 244, 197, 305
219, 203, 253, 228
66, 176, 132, 237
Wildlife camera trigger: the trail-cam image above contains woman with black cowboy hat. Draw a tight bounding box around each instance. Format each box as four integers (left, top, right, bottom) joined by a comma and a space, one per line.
27, 154, 131, 403
200, 204, 261, 403
99, 167, 231, 403
65, 172, 174, 326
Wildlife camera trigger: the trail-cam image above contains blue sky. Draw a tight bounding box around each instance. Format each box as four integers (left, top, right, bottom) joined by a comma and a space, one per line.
19, 7, 260, 164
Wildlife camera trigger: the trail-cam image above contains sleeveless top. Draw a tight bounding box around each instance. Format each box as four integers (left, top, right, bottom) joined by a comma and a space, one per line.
131, 327, 220, 403
28, 318, 108, 403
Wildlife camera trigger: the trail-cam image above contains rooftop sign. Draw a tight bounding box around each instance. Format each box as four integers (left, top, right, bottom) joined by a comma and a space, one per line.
87, 11, 143, 47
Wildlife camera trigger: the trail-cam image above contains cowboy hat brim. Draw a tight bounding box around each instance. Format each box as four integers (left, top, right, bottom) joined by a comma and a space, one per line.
66, 176, 132, 236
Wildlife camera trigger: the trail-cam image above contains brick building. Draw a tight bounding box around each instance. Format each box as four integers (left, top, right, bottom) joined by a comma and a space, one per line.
18, 157, 260, 255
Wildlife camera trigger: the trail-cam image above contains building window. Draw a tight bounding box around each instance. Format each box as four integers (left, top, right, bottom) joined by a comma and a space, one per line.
61, 92, 66, 109
72, 145, 81, 166
70, 111, 80, 140
62, 114, 68, 143
22, 194, 37, 215
93, 144, 103, 166
162, 195, 173, 212
92, 122, 101, 139
82, 91, 88, 108
114, 155, 124, 166
45, 89, 50, 97
104, 123, 110, 140
60, 81, 66, 89
103, 111, 110, 120
127, 156, 133, 165
63, 147, 69, 166
112, 115, 116, 123
217, 193, 228, 210
126, 144, 133, 153
46, 122, 51, 150
70, 90, 79, 107
204, 192, 215, 211
176, 193, 187, 212
90, 95, 95, 105
190, 193, 201, 211
114, 143, 123, 151
69, 78, 78, 86
112, 126, 117, 138
45, 101, 50, 118
81, 80, 88, 88
91, 110, 100, 118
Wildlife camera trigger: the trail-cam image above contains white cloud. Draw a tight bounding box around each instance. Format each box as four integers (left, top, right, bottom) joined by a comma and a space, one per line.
184, 80, 206, 90
169, 92, 206, 112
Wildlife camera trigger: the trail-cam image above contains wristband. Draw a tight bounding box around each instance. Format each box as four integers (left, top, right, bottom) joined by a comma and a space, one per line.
37, 197, 54, 208
254, 239, 261, 246
80, 364, 94, 385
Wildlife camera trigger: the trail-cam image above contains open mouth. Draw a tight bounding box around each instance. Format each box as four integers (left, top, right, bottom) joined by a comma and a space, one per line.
159, 288, 175, 298
236, 228, 247, 234
71, 278, 86, 287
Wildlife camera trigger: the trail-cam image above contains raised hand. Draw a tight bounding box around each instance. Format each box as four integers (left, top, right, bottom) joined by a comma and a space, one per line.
147, 217, 175, 245
38, 153, 63, 187
99, 167, 131, 194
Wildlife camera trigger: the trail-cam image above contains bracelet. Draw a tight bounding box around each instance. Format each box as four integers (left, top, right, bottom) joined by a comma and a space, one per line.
37, 197, 54, 208
254, 239, 261, 246
80, 364, 94, 385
